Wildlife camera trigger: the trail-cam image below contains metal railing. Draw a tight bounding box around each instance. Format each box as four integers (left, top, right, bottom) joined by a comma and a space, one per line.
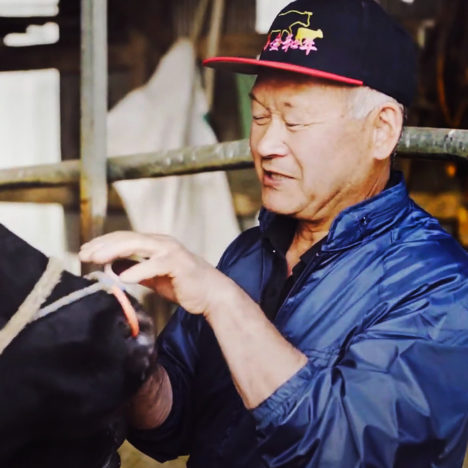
0, 127, 466, 192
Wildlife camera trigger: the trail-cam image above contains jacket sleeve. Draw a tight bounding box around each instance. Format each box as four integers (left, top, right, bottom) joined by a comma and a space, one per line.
251, 266, 468, 467
127, 306, 203, 461
126, 231, 252, 462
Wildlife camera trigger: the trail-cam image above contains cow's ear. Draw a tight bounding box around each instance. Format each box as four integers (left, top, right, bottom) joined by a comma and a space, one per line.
0, 223, 49, 271
0, 224, 49, 323
45, 270, 93, 306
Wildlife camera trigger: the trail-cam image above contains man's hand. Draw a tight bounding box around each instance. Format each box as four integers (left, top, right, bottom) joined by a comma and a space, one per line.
79, 231, 229, 316
80, 231, 307, 410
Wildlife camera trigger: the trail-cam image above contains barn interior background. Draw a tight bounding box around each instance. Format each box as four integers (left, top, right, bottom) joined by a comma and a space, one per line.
0, 0, 466, 467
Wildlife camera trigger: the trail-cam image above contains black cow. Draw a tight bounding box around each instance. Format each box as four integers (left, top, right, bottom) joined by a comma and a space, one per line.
0, 224, 155, 468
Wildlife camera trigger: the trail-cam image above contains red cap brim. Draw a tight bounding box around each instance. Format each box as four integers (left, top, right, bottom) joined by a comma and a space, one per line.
203, 56, 363, 86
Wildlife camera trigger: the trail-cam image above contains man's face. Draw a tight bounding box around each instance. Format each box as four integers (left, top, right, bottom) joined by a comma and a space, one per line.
249, 74, 381, 227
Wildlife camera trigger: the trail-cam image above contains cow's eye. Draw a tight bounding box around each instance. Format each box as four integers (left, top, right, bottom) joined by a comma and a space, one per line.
117, 318, 132, 338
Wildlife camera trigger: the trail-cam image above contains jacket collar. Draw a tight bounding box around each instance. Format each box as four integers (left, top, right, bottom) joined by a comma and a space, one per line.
258, 172, 411, 252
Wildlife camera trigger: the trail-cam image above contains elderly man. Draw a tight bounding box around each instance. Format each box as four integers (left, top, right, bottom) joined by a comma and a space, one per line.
80, 0, 468, 466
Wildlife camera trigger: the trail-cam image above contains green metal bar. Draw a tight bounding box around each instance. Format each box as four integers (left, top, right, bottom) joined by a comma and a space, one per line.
0, 127, 466, 191
0, 160, 81, 189
80, 0, 108, 245
398, 127, 468, 158
107, 139, 253, 181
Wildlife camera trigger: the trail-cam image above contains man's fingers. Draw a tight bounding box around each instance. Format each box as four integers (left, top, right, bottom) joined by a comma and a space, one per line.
79, 232, 165, 264
119, 258, 170, 284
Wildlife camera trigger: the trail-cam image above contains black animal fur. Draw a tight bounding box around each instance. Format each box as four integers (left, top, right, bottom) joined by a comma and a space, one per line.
0, 224, 155, 468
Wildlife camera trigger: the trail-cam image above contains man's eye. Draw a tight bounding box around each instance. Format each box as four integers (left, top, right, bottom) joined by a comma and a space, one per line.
252, 116, 269, 125
285, 122, 301, 128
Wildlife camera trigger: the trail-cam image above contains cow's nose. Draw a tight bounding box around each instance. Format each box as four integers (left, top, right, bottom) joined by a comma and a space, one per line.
134, 308, 155, 346
135, 331, 154, 348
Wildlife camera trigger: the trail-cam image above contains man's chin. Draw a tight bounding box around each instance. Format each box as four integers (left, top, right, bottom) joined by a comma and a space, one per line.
262, 199, 297, 217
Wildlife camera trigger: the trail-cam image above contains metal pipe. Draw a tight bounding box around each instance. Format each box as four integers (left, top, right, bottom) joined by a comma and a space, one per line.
80, 0, 108, 245
397, 127, 468, 158
0, 127, 466, 191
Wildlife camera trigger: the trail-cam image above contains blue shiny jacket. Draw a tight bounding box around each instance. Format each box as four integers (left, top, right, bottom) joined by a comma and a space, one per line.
129, 175, 468, 467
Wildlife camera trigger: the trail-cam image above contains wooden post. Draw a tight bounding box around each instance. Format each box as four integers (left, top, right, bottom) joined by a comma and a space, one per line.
80, 0, 108, 269
205, 0, 225, 110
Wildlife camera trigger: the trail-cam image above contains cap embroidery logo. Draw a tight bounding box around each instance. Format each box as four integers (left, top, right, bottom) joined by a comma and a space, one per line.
264, 10, 324, 56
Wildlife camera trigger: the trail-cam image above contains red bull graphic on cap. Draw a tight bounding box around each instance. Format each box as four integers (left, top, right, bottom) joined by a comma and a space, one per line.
263, 10, 324, 56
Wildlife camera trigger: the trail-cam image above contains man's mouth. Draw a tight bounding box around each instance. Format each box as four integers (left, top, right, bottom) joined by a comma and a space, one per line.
263, 170, 291, 181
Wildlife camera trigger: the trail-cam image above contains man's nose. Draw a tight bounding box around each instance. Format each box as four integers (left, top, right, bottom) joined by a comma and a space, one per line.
255, 121, 288, 158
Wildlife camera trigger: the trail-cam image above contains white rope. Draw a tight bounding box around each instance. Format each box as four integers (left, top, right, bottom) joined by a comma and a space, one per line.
34, 282, 103, 321
0, 259, 134, 356
0, 257, 63, 355
34, 271, 123, 321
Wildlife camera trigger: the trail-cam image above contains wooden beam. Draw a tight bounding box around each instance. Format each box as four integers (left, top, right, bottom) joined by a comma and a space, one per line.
0, 42, 137, 73
0, 186, 77, 207
0, 16, 58, 36
197, 33, 267, 59
0, 186, 123, 210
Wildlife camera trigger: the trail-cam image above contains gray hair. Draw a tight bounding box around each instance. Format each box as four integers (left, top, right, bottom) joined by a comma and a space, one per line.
347, 86, 406, 163
347, 86, 405, 120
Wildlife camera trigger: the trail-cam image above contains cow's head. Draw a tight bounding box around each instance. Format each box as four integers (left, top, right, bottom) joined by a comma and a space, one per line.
0, 224, 155, 466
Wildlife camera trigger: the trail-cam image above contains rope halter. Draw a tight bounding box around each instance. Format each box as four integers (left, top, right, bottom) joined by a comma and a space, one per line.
0, 258, 139, 356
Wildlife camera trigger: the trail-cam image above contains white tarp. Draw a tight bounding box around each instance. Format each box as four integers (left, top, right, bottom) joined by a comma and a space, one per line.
0, 38, 239, 278
0, 69, 70, 266
108, 39, 239, 266
256, 0, 292, 33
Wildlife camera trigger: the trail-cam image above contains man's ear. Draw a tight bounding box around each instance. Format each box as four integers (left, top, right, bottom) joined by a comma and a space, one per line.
370, 102, 403, 161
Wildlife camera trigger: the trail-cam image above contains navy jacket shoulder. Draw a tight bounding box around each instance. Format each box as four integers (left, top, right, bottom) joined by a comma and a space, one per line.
129, 174, 468, 468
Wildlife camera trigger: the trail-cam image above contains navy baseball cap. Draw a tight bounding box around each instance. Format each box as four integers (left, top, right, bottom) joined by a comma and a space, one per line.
203, 0, 417, 106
